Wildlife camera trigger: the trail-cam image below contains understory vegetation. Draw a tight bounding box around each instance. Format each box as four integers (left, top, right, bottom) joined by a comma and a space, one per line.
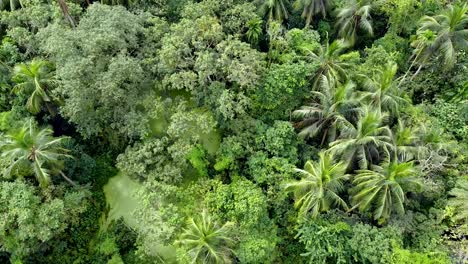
0, 0, 467, 263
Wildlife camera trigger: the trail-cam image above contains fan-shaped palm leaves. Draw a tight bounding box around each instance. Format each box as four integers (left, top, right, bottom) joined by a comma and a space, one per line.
448, 178, 468, 221
0, 121, 71, 188
176, 211, 235, 264
12, 60, 56, 115
351, 160, 421, 222
336, 0, 373, 46
259, 0, 289, 22
329, 107, 393, 169
285, 152, 349, 219
293, 80, 358, 145
294, 0, 331, 26
359, 63, 409, 117
417, 4, 468, 69
306, 39, 351, 91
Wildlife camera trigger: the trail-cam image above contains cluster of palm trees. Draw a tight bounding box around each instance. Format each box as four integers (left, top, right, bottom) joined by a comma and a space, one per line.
286, 44, 428, 222
284, 4, 467, 224
260, 0, 374, 44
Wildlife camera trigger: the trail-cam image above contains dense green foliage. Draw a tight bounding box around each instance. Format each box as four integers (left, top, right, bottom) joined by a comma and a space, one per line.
0, 0, 466, 263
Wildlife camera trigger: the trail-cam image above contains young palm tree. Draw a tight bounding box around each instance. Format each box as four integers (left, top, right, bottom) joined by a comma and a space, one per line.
176, 211, 235, 264
391, 120, 419, 162
417, 4, 468, 70
285, 152, 349, 219
294, 0, 331, 26
329, 106, 393, 169
259, 0, 289, 22
448, 178, 468, 221
246, 18, 263, 45
359, 63, 409, 117
293, 80, 358, 145
0, 121, 72, 188
12, 60, 56, 115
306, 39, 351, 91
351, 160, 421, 222
336, 0, 373, 46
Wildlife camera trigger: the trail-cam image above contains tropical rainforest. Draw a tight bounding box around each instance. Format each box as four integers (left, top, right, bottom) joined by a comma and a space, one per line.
0, 0, 466, 263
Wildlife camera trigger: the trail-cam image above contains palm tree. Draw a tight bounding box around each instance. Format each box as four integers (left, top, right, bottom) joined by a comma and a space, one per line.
12, 60, 56, 115
0, 121, 72, 188
259, 0, 289, 22
306, 39, 351, 91
391, 120, 419, 162
400, 29, 438, 84
351, 160, 421, 222
176, 211, 235, 264
359, 63, 409, 117
294, 0, 331, 27
336, 0, 373, 46
293, 80, 358, 145
417, 4, 468, 70
448, 178, 468, 221
246, 18, 263, 45
329, 106, 393, 169
285, 152, 349, 219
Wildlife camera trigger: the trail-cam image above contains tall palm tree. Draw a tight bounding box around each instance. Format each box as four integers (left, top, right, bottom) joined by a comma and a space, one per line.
176, 211, 235, 264
285, 152, 349, 219
329, 106, 393, 169
359, 63, 409, 117
294, 0, 331, 27
0, 121, 72, 188
306, 39, 351, 91
293, 80, 358, 145
417, 4, 468, 70
259, 0, 289, 22
400, 29, 438, 84
336, 0, 373, 46
12, 60, 56, 115
448, 178, 468, 221
351, 160, 421, 222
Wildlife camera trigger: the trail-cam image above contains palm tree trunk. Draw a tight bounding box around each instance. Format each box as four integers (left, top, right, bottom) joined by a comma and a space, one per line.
57, 0, 76, 29
410, 65, 423, 81
321, 128, 329, 146
60, 171, 78, 186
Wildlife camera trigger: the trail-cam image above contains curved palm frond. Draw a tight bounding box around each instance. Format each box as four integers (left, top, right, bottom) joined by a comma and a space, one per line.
176, 210, 235, 264
0, 120, 71, 188
294, 0, 331, 26
285, 152, 349, 219
336, 0, 373, 46
329, 106, 393, 169
12, 60, 56, 115
359, 62, 409, 117
259, 0, 289, 22
306, 39, 351, 91
351, 160, 421, 222
293, 80, 358, 144
416, 4, 468, 69
448, 178, 468, 222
